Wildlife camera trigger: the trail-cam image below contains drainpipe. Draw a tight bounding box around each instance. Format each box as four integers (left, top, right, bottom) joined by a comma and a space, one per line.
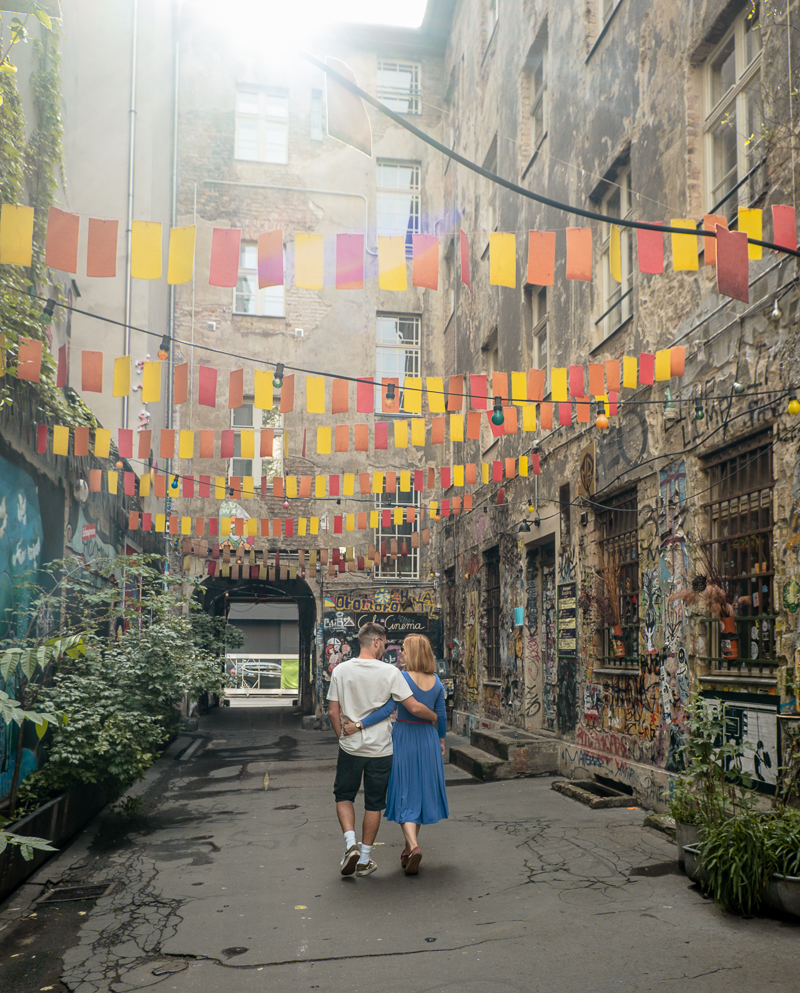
165, 35, 180, 567
122, 0, 139, 430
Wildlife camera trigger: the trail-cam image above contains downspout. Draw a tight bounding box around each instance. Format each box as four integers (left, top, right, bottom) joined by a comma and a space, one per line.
122, 0, 139, 430
166, 36, 180, 569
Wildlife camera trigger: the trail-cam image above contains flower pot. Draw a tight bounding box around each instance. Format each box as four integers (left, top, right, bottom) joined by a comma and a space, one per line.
682, 843, 708, 886
765, 874, 800, 918
719, 616, 738, 660
612, 624, 626, 658
676, 822, 701, 873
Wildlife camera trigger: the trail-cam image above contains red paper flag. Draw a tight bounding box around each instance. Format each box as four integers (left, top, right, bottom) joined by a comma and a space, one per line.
568, 365, 584, 398
487, 411, 504, 438
118, 429, 133, 459
412, 234, 439, 290
637, 223, 664, 274
329, 474, 340, 497
715, 226, 749, 303
460, 229, 471, 288
528, 368, 545, 403
183, 476, 195, 498
414, 470, 424, 491
374, 422, 388, 450
86, 218, 118, 278
56, 343, 68, 388
336, 233, 364, 289
258, 230, 284, 287
566, 227, 592, 280
198, 366, 217, 407
199, 475, 211, 498
608, 391, 618, 417
228, 369, 244, 409
74, 426, 90, 457
46, 207, 79, 273
470, 374, 488, 409
558, 401, 572, 426
356, 378, 375, 413
142, 513, 153, 531
532, 454, 541, 475
124, 472, 135, 496
81, 350, 103, 393
639, 353, 656, 385
17, 338, 43, 382
527, 230, 555, 285
209, 228, 241, 287
492, 461, 503, 482
220, 430, 234, 459
440, 467, 451, 489
772, 205, 797, 252
37, 424, 47, 454
174, 363, 189, 405
331, 378, 349, 413
208, 518, 218, 537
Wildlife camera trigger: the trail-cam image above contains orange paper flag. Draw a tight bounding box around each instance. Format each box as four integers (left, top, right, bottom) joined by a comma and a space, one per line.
45, 207, 80, 273
566, 228, 592, 281
87, 218, 118, 277
81, 351, 103, 393
411, 234, 439, 289
17, 338, 43, 382
174, 363, 189, 405
527, 230, 555, 285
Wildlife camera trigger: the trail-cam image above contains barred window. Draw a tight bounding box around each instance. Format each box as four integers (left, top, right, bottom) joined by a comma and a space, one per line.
597, 488, 639, 665
701, 433, 774, 675
374, 486, 420, 579
376, 61, 421, 115
484, 547, 501, 681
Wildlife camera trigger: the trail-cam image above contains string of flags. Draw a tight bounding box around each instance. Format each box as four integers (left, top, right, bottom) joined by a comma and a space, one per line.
0, 203, 795, 304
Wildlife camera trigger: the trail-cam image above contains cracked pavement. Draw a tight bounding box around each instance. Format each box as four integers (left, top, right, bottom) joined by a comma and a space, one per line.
3, 704, 799, 993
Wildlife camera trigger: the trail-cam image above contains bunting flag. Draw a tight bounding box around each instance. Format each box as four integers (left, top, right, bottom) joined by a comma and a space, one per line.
716, 226, 749, 303
0, 204, 34, 266
738, 208, 762, 261
527, 230, 555, 285
670, 219, 699, 271
258, 230, 284, 287
82, 351, 103, 393
17, 338, 43, 382
229, 369, 244, 410
86, 218, 118, 277
174, 362, 189, 405
325, 56, 372, 156
566, 227, 592, 281
199, 365, 217, 407
489, 232, 516, 287
412, 234, 439, 289
209, 228, 241, 287
460, 229, 471, 288
45, 207, 80, 273
306, 375, 326, 413
336, 233, 364, 289
378, 236, 407, 291
295, 232, 324, 289
131, 221, 162, 280
113, 356, 130, 397
167, 225, 197, 284
637, 223, 664, 274
772, 205, 797, 252
142, 361, 162, 403
702, 215, 727, 266
56, 343, 68, 388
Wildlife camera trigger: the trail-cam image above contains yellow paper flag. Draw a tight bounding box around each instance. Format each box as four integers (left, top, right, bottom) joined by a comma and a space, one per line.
131, 221, 162, 280
655, 349, 671, 381
519, 456, 529, 476
107, 471, 118, 495
400, 470, 411, 492
450, 414, 464, 442
53, 425, 69, 456
139, 473, 151, 497
295, 233, 324, 289
370, 510, 379, 528
426, 377, 445, 413
167, 225, 196, 284
490, 232, 516, 287
243, 477, 254, 499
482, 463, 490, 484
343, 473, 355, 496
394, 506, 404, 526
299, 518, 307, 536
511, 371, 527, 406
411, 418, 426, 446
306, 375, 326, 413
609, 225, 622, 283
142, 361, 161, 403
551, 367, 568, 402
403, 377, 422, 414
738, 208, 763, 260
179, 430, 194, 459
240, 430, 254, 459
346, 514, 355, 532
0, 205, 34, 265
181, 516, 192, 535
670, 219, 699, 271
310, 517, 320, 535
378, 236, 407, 290
155, 513, 166, 533
113, 356, 131, 397
453, 465, 465, 487
254, 369, 274, 410
215, 476, 226, 499
286, 476, 298, 498
315, 475, 326, 498
623, 355, 638, 389
317, 426, 332, 454
372, 472, 384, 494
394, 420, 408, 449
522, 404, 537, 431
220, 517, 231, 537
94, 428, 111, 458
247, 517, 256, 536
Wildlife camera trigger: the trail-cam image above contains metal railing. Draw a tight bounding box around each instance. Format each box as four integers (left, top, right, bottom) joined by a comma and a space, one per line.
224, 653, 299, 697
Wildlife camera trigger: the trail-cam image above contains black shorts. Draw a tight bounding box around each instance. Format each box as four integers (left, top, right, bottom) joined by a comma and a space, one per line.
333, 748, 393, 811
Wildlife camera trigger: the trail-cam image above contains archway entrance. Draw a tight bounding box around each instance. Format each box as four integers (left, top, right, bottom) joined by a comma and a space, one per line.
200, 575, 316, 713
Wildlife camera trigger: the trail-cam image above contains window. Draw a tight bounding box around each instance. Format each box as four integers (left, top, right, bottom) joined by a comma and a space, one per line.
598, 165, 633, 338
235, 244, 285, 317
702, 433, 774, 675
376, 314, 420, 412
484, 548, 501, 681
704, 6, 763, 220
529, 23, 548, 152
235, 89, 289, 164
376, 160, 420, 256
376, 60, 421, 114
310, 89, 323, 141
533, 286, 549, 390
560, 483, 571, 542
597, 489, 639, 665
374, 487, 420, 579
482, 328, 499, 377
230, 403, 284, 481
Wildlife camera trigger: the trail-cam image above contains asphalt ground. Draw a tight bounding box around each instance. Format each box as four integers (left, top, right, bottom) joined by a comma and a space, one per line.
0, 704, 798, 993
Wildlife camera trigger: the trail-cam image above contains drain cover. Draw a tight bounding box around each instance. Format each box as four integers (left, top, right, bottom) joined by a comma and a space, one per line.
39, 883, 115, 903
629, 862, 682, 877
274, 803, 300, 810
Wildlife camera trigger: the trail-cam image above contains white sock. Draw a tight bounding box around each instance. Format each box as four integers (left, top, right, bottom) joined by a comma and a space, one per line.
358, 843, 372, 865
344, 830, 357, 850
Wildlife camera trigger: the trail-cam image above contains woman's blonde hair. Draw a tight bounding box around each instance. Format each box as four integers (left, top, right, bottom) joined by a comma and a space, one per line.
402, 635, 436, 674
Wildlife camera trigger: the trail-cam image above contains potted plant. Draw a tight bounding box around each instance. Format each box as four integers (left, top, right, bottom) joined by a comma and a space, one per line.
668, 776, 701, 872
668, 573, 749, 661
580, 554, 624, 657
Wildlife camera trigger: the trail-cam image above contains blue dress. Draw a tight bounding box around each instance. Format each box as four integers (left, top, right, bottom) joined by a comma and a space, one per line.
362, 672, 449, 825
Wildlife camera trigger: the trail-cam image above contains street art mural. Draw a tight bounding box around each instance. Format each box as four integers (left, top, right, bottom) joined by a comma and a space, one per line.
0, 457, 45, 640
464, 590, 479, 705
542, 563, 557, 731
324, 588, 438, 617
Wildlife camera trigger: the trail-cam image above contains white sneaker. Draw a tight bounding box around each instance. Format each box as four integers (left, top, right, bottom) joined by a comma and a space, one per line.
356, 859, 377, 876
340, 844, 360, 875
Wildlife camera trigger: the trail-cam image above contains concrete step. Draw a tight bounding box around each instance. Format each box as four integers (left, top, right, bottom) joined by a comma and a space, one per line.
449, 744, 506, 781
470, 729, 559, 776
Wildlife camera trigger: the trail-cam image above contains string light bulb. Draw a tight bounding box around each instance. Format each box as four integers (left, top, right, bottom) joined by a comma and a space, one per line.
772, 299, 783, 322
788, 389, 800, 416
491, 396, 505, 426
695, 402, 705, 421
157, 335, 170, 361
42, 298, 56, 321
115, 460, 123, 469
663, 388, 677, 422
733, 381, 745, 395
273, 362, 284, 389
171, 476, 179, 489
384, 382, 396, 409
283, 499, 290, 509
595, 400, 609, 430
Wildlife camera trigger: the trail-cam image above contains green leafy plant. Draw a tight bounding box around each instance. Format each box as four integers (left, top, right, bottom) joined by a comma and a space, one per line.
763, 807, 800, 879
700, 812, 768, 915
0, 815, 54, 861
668, 775, 701, 826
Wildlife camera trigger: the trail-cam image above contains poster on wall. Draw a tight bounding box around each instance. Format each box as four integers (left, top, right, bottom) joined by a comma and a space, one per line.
556, 581, 577, 657
702, 691, 778, 795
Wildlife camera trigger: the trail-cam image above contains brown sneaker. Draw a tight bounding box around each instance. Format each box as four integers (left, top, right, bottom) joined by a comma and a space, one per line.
340, 844, 360, 875
405, 847, 422, 875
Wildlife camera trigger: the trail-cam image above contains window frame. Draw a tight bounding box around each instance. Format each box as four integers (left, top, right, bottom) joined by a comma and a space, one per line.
375, 313, 421, 414
484, 547, 502, 682
234, 242, 285, 318
376, 60, 422, 115
229, 402, 284, 482
529, 23, 548, 153
533, 286, 549, 393
703, 6, 764, 220
234, 88, 289, 165
598, 165, 633, 340
373, 486, 421, 580
376, 159, 421, 257
596, 488, 639, 666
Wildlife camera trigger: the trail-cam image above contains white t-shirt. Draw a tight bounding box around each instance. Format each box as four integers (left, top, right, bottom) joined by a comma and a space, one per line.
327, 658, 414, 757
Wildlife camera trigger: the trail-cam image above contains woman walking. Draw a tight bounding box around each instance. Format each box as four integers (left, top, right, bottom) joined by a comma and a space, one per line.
343, 634, 448, 875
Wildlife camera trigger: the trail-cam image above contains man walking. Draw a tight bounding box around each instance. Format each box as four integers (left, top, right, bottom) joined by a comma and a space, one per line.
327, 621, 437, 876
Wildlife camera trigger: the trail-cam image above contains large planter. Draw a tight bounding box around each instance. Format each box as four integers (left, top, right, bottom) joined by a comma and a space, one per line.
765, 874, 800, 917
682, 843, 708, 886
676, 822, 701, 873
719, 616, 738, 660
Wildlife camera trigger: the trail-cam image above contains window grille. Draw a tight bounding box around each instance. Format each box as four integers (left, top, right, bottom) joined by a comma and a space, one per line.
484, 548, 501, 681
375, 314, 421, 413
597, 488, 639, 665
374, 487, 420, 579
376, 61, 421, 115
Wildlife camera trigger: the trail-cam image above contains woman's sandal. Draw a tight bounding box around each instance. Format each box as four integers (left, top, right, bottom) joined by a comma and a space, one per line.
405, 847, 422, 875
400, 850, 410, 868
